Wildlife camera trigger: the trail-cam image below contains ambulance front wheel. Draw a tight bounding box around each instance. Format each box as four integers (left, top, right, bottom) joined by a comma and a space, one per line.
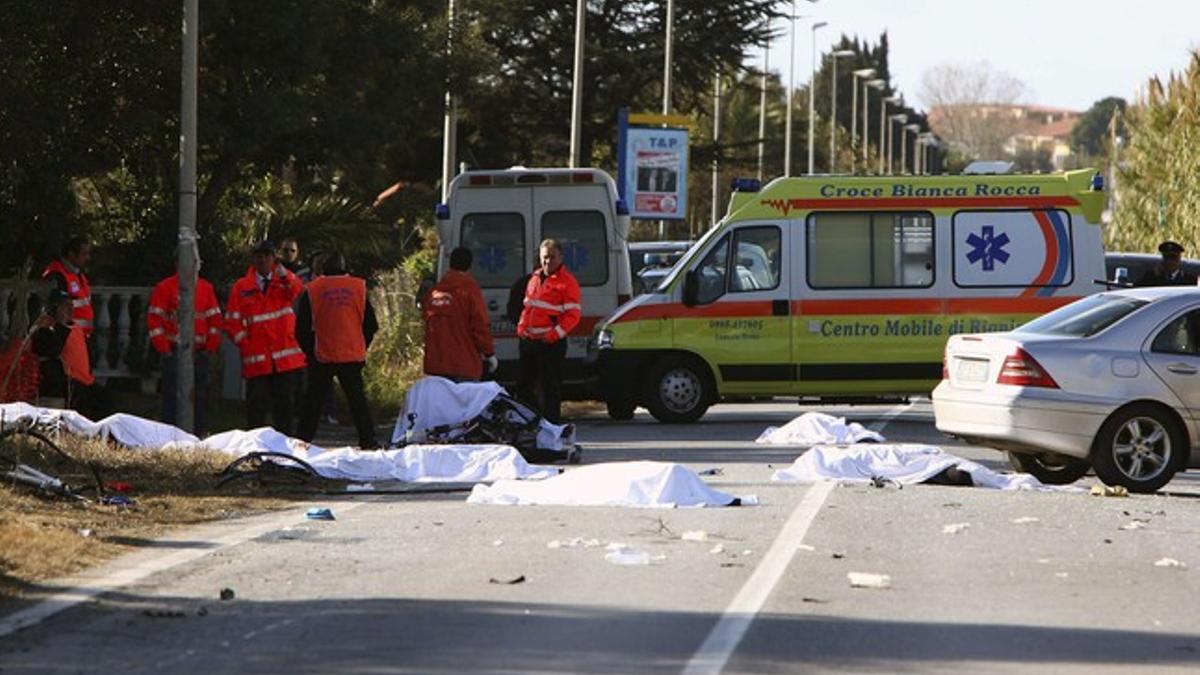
645, 355, 713, 423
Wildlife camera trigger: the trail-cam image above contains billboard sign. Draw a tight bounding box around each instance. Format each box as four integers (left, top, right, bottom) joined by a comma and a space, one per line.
617, 110, 689, 221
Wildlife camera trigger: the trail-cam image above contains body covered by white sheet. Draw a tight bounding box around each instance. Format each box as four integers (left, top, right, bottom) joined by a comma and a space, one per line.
467, 461, 756, 508
756, 412, 884, 445
392, 376, 574, 451
2, 403, 553, 484
772, 444, 1061, 491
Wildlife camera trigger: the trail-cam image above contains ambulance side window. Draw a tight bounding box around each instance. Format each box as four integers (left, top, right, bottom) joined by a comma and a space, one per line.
462, 213, 526, 288
730, 226, 781, 293
541, 210, 609, 286
695, 235, 731, 305
806, 211, 934, 289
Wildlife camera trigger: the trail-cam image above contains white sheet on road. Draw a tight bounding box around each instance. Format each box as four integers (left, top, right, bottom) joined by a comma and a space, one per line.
755, 412, 884, 445
467, 461, 757, 508
392, 376, 573, 452
1, 402, 553, 484
772, 443, 1059, 490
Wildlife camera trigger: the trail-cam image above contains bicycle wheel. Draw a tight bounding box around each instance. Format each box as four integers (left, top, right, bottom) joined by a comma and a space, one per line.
0, 427, 104, 501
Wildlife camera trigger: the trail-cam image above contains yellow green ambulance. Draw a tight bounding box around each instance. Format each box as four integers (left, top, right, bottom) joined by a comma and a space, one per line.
592, 170, 1107, 422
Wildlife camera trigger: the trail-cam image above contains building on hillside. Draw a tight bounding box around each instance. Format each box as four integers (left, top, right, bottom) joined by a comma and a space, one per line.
927, 104, 1081, 170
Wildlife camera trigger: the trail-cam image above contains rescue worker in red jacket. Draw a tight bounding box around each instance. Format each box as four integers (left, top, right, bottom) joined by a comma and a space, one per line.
516, 238, 581, 423
224, 240, 306, 435
41, 235, 95, 336
147, 266, 223, 436
32, 290, 101, 416
422, 246, 496, 381
295, 251, 380, 449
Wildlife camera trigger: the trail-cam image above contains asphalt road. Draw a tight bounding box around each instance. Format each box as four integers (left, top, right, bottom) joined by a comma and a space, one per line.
3, 400, 1200, 673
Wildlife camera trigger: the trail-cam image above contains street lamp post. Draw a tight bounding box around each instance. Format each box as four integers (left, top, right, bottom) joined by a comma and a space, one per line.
758, 44, 768, 180
784, 5, 816, 177
903, 124, 920, 174
849, 68, 875, 173
880, 95, 900, 174
568, 0, 585, 167
828, 50, 855, 173
865, 79, 884, 170
888, 114, 907, 175
807, 20, 827, 175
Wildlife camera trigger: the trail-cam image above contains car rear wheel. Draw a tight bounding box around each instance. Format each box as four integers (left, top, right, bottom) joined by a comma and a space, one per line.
644, 355, 712, 423
1091, 404, 1184, 493
1007, 451, 1090, 485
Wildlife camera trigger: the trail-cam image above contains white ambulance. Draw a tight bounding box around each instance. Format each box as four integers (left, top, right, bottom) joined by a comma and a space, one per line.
435, 167, 633, 396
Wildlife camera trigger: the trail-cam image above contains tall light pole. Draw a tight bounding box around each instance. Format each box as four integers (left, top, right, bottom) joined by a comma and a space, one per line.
880, 95, 900, 174
888, 113, 907, 175
176, 0, 199, 433
807, 20, 827, 175
903, 124, 920, 174
568, 0, 585, 167
757, 44, 768, 180
865, 79, 884, 170
441, 0, 457, 201
663, 0, 674, 115
828, 49, 854, 173
783, 0, 818, 178
712, 72, 722, 227
849, 68, 875, 173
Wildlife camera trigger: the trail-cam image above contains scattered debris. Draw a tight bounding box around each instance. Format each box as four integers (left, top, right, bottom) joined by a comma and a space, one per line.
942, 523, 970, 535
1036, 559, 1051, 565
489, 575, 527, 585
942, 502, 963, 509
847, 572, 891, 589
1103, 539, 1113, 544
101, 495, 135, 507
709, 544, 725, 554
720, 562, 744, 568
1012, 517, 1040, 524
1154, 558, 1187, 569
797, 544, 815, 552
1091, 484, 1129, 498
801, 597, 828, 604
77, 528, 94, 538
869, 476, 901, 489
306, 507, 335, 521
1055, 572, 1069, 579
104, 481, 134, 493
681, 530, 708, 542
219, 588, 236, 601
1119, 520, 1148, 531
547, 537, 602, 549
604, 544, 664, 566
831, 552, 846, 560
345, 483, 376, 492
741, 549, 754, 557
697, 468, 723, 476
492, 539, 504, 547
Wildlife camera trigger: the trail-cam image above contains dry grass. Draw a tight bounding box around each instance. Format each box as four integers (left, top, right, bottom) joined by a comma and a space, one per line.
0, 433, 290, 601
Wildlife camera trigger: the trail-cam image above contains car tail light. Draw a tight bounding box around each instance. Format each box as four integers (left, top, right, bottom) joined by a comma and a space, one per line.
996, 348, 1058, 388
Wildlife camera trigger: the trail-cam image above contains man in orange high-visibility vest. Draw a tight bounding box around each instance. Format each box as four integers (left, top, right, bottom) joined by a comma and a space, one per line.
422, 246, 496, 381
224, 240, 307, 435
32, 290, 101, 416
41, 235, 95, 336
295, 251, 380, 449
147, 267, 223, 436
516, 238, 581, 424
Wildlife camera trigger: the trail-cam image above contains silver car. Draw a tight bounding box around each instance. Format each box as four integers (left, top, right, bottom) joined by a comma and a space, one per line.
933, 287, 1200, 492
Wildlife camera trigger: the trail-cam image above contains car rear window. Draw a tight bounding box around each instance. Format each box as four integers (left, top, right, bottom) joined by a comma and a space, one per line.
1016, 294, 1148, 337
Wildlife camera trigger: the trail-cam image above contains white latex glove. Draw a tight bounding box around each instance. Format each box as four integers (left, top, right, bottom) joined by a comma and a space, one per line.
484, 354, 499, 374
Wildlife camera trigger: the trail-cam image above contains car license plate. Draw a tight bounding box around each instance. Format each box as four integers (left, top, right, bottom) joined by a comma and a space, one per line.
955, 358, 989, 383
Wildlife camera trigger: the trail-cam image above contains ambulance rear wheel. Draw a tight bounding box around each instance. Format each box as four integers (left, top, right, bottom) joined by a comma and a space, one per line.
645, 356, 712, 423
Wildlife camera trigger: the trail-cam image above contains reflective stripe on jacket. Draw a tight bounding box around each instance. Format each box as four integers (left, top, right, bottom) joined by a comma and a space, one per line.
147, 273, 223, 355
516, 265, 581, 343
422, 269, 494, 380
224, 265, 306, 378
62, 324, 94, 386
42, 260, 94, 334
308, 275, 368, 364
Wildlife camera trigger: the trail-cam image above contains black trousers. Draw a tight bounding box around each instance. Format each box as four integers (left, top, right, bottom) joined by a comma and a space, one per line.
246, 370, 300, 437
298, 361, 378, 449
517, 338, 567, 424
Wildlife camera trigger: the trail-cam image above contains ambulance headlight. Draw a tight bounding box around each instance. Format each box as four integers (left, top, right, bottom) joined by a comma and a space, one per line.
596, 328, 614, 350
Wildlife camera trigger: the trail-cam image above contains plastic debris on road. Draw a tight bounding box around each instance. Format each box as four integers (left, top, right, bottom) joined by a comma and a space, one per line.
488, 575, 526, 584
847, 572, 891, 589
1154, 558, 1187, 569
942, 522, 970, 535
547, 537, 602, 549
1012, 516, 1040, 524
709, 544, 725, 554
681, 530, 708, 542
1119, 520, 1148, 531
1091, 484, 1129, 497
306, 507, 335, 521
219, 588, 236, 601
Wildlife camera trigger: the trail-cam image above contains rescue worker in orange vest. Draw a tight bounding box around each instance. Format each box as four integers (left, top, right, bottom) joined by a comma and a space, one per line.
41, 235, 95, 336
295, 251, 380, 448
32, 290, 101, 416
147, 266, 223, 436
516, 238, 581, 423
225, 240, 307, 435
422, 246, 497, 381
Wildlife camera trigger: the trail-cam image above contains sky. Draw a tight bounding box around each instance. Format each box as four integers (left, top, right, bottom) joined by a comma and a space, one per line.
753, 0, 1200, 112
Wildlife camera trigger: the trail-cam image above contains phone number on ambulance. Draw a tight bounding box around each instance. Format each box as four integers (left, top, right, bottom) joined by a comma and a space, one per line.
708, 319, 764, 330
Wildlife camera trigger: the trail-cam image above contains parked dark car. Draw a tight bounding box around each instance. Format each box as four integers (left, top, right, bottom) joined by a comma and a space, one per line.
1106, 252, 1200, 286
629, 240, 692, 294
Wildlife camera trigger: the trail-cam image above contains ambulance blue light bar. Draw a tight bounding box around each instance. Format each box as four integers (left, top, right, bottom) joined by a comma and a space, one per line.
615, 199, 630, 215
435, 203, 450, 219
730, 177, 761, 193
1091, 173, 1105, 191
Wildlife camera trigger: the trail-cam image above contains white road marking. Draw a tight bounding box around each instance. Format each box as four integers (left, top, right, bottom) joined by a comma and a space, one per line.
682, 401, 914, 675
0, 502, 364, 639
